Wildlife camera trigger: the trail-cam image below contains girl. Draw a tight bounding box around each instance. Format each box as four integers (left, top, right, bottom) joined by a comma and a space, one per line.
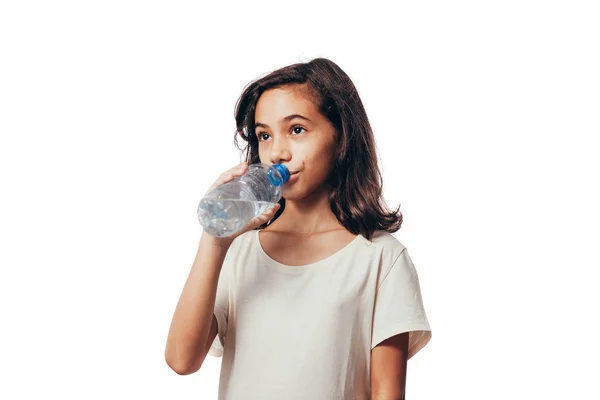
165, 58, 432, 399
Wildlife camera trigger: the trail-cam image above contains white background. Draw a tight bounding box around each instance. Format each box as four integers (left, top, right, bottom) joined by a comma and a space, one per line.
1, 1, 598, 399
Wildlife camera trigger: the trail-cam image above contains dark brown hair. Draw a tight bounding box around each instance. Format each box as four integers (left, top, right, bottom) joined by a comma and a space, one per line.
233, 58, 402, 240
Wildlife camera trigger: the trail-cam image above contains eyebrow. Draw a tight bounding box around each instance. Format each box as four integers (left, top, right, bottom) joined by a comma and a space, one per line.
255, 114, 312, 129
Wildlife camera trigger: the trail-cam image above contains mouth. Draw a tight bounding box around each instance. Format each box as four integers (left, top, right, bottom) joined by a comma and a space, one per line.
286, 171, 300, 184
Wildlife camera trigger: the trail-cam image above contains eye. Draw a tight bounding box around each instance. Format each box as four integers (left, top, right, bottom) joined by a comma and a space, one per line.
291, 125, 306, 135
257, 132, 270, 142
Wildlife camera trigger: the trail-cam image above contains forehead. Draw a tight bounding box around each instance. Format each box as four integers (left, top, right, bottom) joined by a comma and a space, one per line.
255, 85, 319, 120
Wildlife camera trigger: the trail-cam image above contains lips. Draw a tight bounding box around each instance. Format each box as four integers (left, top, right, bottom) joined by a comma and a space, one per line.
286, 171, 300, 184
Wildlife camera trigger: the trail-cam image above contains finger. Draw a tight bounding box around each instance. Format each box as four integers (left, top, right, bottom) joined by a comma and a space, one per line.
233, 163, 248, 174
238, 203, 280, 234
208, 172, 234, 191
251, 204, 278, 223
216, 173, 233, 185
257, 203, 280, 221
267, 203, 281, 214
208, 164, 247, 192
220, 164, 247, 181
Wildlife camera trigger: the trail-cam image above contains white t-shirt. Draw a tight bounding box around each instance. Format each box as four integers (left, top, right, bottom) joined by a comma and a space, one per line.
208, 228, 432, 400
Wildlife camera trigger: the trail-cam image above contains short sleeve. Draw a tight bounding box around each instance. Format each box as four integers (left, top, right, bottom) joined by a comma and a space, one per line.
207, 249, 232, 358
371, 247, 432, 359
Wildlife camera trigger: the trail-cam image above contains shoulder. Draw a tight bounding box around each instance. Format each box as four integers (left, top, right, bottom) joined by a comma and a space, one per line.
362, 230, 410, 283
364, 230, 407, 257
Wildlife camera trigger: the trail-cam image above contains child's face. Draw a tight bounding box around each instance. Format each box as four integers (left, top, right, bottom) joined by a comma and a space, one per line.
255, 84, 337, 200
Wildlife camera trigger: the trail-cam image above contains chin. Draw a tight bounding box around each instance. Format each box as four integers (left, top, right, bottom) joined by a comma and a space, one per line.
281, 186, 305, 201
282, 183, 331, 202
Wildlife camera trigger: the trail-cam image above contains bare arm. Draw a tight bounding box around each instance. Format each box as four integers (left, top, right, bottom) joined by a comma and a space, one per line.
370, 332, 409, 400
164, 162, 281, 375
164, 234, 230, 375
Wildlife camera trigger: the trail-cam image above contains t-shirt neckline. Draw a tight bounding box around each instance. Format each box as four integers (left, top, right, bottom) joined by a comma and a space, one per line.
254, 229, 363, 270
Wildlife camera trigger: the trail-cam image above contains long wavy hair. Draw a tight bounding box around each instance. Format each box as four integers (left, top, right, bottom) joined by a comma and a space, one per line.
233, 58, 402, 240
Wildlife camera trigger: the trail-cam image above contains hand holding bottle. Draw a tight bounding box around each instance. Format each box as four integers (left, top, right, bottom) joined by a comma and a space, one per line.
199, 162, 283, 247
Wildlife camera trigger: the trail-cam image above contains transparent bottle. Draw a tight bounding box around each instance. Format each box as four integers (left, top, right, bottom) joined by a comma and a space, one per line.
197, 163, 290, 238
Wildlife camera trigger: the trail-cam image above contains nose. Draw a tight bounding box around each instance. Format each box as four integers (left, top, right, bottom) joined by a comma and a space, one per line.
269, 137, 291, 165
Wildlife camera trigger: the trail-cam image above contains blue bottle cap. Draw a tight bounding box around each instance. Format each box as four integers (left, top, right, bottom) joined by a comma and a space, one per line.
268, 164, 290, 186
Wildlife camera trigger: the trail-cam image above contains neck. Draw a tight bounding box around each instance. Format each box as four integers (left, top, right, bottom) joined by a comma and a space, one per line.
272, 184, 344, 235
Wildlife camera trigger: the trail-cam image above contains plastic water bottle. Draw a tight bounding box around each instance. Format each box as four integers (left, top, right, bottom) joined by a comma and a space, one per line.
197, 163, 290, 238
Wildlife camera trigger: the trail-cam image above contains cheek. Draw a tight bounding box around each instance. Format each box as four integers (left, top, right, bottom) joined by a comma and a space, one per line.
312, 143, 336, 169
304, 157, 333, 183
257, 145, 267, 163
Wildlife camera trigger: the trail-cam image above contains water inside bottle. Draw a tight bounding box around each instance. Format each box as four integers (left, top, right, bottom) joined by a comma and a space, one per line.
198, 199, 277, 238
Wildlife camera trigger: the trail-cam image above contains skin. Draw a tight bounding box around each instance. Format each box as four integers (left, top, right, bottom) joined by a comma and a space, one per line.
254, 84, 409, 398
255, 84, 343, 235
371, 332, 409, 399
